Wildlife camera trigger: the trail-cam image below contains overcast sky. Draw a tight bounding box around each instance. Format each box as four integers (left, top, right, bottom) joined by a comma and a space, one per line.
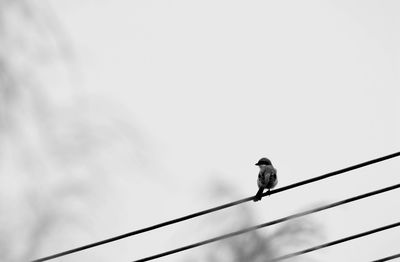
42, 0, 400, 261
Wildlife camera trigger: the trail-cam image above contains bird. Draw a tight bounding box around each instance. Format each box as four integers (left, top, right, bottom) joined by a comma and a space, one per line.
253, 157, 278, 202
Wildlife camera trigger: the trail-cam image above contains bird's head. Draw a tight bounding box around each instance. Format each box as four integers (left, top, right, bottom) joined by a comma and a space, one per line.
255, 157, 272, 167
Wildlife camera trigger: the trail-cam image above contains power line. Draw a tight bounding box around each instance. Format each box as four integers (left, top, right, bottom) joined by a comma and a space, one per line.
131, 183, 400, 262
31, 151, 400, 262
268, 222, 400, 262
370, 252, 400, 262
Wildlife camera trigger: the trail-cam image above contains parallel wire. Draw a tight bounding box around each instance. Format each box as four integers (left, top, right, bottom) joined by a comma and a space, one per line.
31, 151, 400, 262
131, 183, 400, 262
370, 253, 400, 262
268, 222, 400, 262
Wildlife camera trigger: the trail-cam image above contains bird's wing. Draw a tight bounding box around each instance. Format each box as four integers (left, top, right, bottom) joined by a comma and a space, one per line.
266, 165, 277, 175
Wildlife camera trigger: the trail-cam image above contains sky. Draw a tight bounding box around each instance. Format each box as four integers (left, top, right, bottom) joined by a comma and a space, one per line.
35, 0, 400, 261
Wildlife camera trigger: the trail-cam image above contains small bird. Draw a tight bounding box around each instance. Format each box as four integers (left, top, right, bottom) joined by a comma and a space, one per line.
254, 157, 278, 202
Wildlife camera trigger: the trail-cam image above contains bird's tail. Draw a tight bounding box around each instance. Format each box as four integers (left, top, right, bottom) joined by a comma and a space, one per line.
254, 187, 264, 201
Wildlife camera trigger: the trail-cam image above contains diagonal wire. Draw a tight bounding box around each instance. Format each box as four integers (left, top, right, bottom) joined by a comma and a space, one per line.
370, 252, 400, 262
31, 151, 400, 262
131, 183, 400, 262
268, 222, 400, 262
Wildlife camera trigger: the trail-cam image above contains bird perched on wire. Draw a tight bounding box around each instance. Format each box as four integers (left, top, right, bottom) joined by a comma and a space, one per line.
254, 157, 278, 202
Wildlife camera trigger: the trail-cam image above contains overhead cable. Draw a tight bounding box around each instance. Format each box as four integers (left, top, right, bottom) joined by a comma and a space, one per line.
370, 252, 400, 262
131, 183, 400, 262
31, 151, 400, 262
268, 222, 400, 261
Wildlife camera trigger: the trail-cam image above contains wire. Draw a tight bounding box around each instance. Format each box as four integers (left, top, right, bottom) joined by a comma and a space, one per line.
31, 151, 400, 262
370, 253, 400, 262
131, 183, 400, 262
268, 222, 400, 262
32, 152, 400, 262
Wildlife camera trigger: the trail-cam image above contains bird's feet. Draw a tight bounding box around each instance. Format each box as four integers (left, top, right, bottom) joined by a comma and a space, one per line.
253, 194, 262, 202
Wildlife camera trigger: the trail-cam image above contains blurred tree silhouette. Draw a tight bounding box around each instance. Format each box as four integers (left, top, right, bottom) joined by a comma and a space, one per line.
0, 1, 147, 261
185, 182, 323, 262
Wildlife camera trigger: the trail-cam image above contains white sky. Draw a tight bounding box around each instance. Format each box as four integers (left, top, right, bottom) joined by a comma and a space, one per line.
43, 0, 400, 261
